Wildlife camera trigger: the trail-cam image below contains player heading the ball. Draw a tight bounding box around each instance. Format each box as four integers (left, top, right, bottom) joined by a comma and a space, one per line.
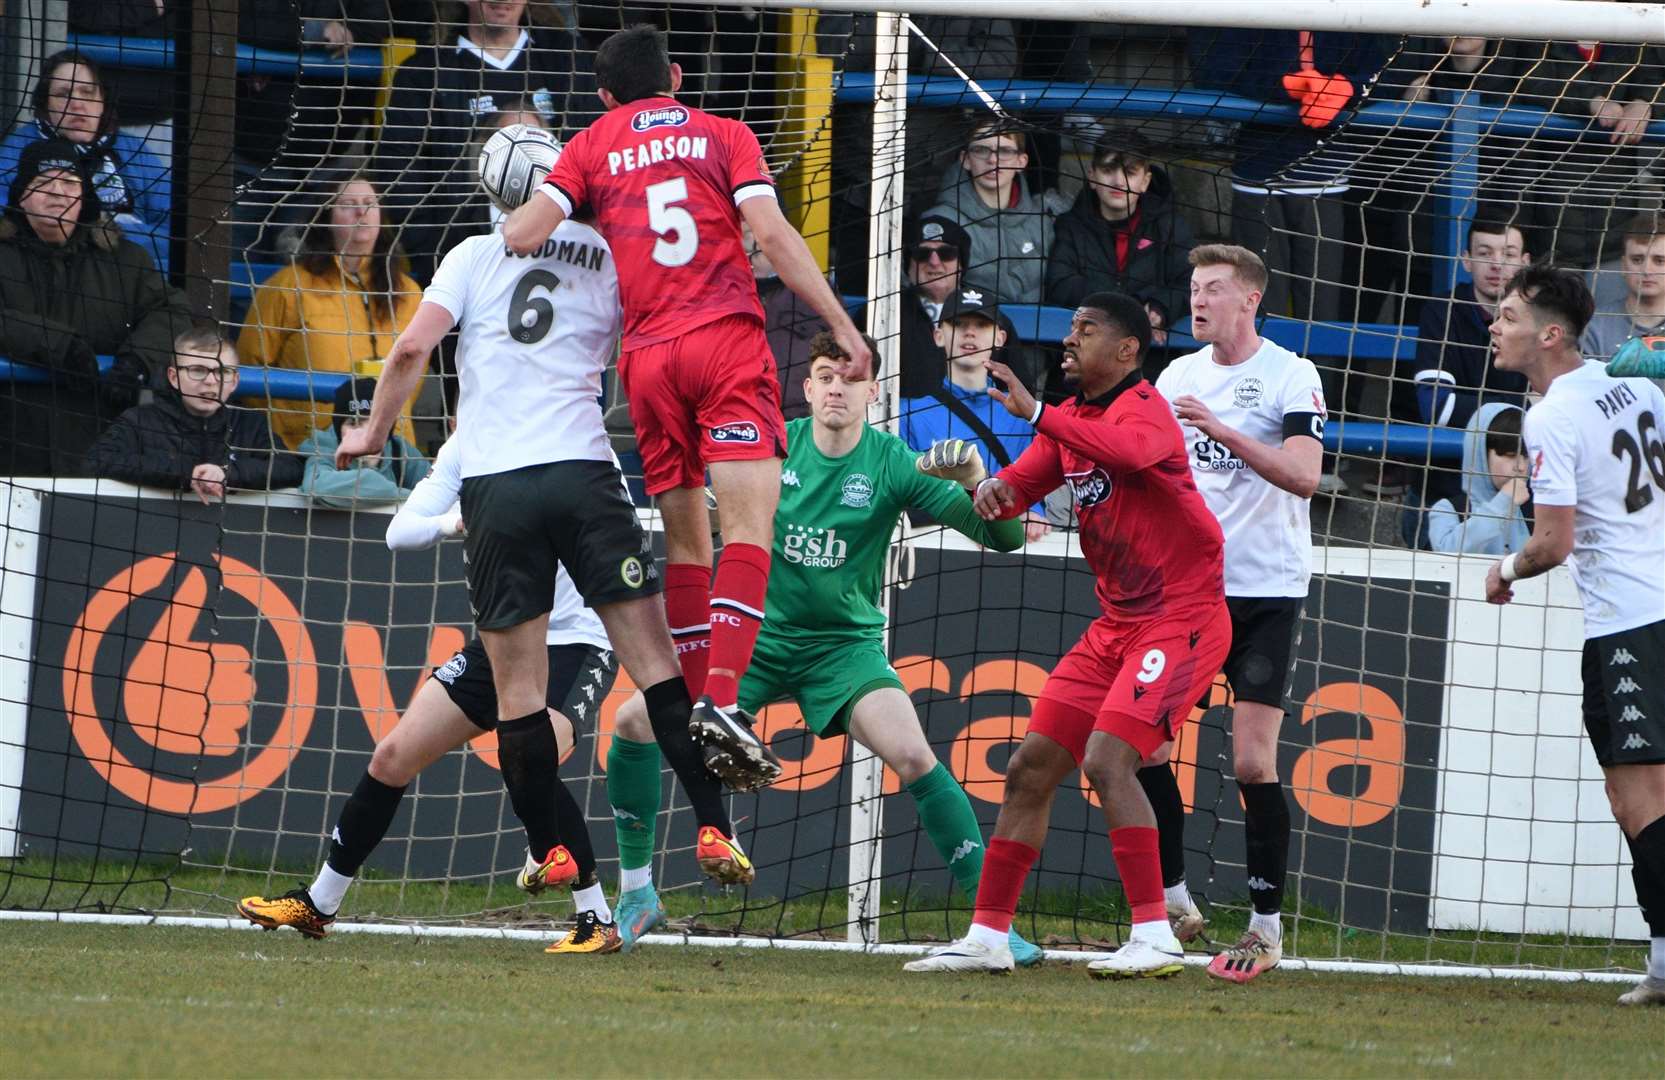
502, 25, 870, 793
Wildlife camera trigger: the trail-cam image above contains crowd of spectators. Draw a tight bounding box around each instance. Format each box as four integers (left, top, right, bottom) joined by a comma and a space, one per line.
0, 13, 1661, 549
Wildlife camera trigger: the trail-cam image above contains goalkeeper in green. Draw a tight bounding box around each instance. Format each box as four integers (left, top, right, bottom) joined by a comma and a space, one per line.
615, 332, 1041, 964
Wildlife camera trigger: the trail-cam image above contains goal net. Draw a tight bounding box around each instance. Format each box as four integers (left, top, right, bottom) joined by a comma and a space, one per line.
2, 0, 1660, 976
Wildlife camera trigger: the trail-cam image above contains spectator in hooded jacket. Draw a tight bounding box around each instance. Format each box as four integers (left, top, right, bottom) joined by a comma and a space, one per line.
298, 376, 429, 507
0, 140, 191, 477
1046, 129, 1195, 346
0, 49, 170, 269
1425, 403, 1531, 556
237, 173, 425, 450
86, 325, 302, 500
924, 117, 1069, 306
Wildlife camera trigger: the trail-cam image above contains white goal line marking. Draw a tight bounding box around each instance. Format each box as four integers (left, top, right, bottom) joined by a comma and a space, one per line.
0, 910, 1639, 984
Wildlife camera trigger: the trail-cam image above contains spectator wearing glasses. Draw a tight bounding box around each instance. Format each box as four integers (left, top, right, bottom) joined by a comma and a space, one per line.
925, 118, 1068, 307
0, 49, 170, 269
1046, 129, 1195, 348
87, 325, 302, 500
0, 140, 190, 476
880, 215, 972, 399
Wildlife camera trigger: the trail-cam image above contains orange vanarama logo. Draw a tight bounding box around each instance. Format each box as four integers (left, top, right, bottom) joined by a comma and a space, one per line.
62, 552, 316, 814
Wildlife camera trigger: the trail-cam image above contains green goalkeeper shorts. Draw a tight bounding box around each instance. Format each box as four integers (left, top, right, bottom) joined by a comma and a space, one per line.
738, 633, 904, 737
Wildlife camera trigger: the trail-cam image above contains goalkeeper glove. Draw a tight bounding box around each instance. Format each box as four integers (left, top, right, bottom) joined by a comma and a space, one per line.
916, 438, 988, 489
1609, 336, 1665, 379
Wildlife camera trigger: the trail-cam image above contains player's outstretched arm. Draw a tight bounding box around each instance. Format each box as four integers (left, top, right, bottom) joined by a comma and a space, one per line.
985, 358, 1169, 473
336, 301, 452, 469
386, 442, 465, 552
502, 187, 569, 255
740, 195, 870, 371
1485, 503, 1574, 604
1172, 394, 1322, 498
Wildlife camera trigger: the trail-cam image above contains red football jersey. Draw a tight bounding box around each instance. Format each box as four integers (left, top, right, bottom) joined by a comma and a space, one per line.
998, 372, 1225, 621
539, 96, 774, 350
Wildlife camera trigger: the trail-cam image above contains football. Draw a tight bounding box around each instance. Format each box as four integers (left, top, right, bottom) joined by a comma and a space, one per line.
478, 123, 562, 213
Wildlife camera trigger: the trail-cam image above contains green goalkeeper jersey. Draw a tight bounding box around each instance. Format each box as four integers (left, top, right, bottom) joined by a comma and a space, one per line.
762, 417, 1025, 644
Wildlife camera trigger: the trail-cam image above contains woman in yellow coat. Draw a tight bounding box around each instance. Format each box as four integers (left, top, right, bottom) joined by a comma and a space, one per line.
238, 175, 426, 450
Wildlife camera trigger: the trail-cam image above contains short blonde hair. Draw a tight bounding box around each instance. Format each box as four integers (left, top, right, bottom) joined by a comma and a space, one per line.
1188, 243, 1268, 294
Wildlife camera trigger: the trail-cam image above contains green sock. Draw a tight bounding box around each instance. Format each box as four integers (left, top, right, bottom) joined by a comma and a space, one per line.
607, 736, 662, 871
908, 762, 986, 903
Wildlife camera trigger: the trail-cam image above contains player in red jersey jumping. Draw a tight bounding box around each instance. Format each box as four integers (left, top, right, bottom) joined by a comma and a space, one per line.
906, 292, 1230, 977
503, 26, 870, 791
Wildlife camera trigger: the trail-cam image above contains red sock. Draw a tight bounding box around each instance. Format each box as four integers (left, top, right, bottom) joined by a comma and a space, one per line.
703, 542, 770, 707
1110, 826, 1166, 926
971, 837, 1039, 934
664, 562, 712, 697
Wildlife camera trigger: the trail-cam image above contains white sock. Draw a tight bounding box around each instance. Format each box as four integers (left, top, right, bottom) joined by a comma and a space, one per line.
966, 922, 1008, 951
1250, 911, 1283, 943
1650, 937, 1665, 980
619, 864, 653, 893
308, 864, 353, 916
1164, 881, 1194, 910
573, 882, 612, 923
1130, 918, 1180, 949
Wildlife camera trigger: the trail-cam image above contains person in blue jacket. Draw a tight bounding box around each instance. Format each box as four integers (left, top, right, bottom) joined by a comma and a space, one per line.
299, 377, 430, 507
0, 49, 171, 269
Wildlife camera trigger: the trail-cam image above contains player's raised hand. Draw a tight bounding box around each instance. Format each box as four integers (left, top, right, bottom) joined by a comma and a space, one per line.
984, 359, 1037, 420
335, 424, 381, 470
917, 438, 987, 489
972, 476, 1017, 520
834, 325, 873, 375
1173, 394, 1227, 440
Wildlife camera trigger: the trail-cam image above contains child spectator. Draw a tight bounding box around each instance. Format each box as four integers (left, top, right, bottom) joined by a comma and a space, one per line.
925, 117, 1068, 306
86, 325, 301, 500
1424, 404, 1530, 555
299, 376, 429, 507
899, 290, 1049, 539
1046, 129, 1194, 345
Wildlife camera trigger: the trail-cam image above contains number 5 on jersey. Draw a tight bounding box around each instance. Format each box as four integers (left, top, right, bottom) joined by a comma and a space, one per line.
647, 177, 698, 267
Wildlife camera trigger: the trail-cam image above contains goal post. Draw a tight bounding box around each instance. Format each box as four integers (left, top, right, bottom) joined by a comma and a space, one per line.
2, 0, 1662, 980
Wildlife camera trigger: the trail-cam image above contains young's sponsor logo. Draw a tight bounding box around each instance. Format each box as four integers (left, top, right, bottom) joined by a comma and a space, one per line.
1067, 466, 1112, 507
632, 105, 690, 132
710, 421, 760, 444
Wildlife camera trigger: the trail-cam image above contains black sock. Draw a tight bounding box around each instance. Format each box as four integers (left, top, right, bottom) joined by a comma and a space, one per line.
644, 676, 732, 834
326, 773, 407, 877
498, 711, 562, 858
1627, 815, 1665, 937
1241, 781, 1291, 916
1137, 764, 1187, 888
553, 775, 597, 884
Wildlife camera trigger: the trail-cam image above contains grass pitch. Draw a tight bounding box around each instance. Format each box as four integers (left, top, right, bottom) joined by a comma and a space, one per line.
4, 922, 1660, 1078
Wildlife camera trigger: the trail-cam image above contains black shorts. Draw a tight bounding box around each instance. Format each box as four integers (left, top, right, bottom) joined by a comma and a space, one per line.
431, 640, 619, 733
1218, 596, 1304, 708
459, 459, 660, 630
1581, 619, 1665, 767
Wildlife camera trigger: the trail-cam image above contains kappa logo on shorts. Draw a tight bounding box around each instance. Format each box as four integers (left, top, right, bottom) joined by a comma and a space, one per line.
1611, 648, 1638, 665
840, 473, 875, 509
1622, 732, 1653, 751
434, 652, 467, 685
709, 421, 761, 444
1615, 676, 1643, 694
1066, 467, 1112, 507
621, 556, 646, 589
1233, 377, 1265, 409
631, 105, 690, 131
1620, 705, 1648, 723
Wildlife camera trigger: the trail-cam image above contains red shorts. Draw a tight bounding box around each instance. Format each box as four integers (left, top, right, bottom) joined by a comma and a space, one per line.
618, 314, 787, 495
1029, 602, 1232, 761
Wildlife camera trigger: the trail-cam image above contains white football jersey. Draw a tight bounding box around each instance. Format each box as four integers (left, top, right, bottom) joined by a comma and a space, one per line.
389, 439, 610, 649
1523, 362, 1665, 638
424, 219, 620, 479
1155, 339, 1327, 598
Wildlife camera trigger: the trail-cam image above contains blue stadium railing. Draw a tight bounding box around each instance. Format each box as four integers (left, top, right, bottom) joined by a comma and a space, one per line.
0, 342, 1463, 461
66, 34, 385, 79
